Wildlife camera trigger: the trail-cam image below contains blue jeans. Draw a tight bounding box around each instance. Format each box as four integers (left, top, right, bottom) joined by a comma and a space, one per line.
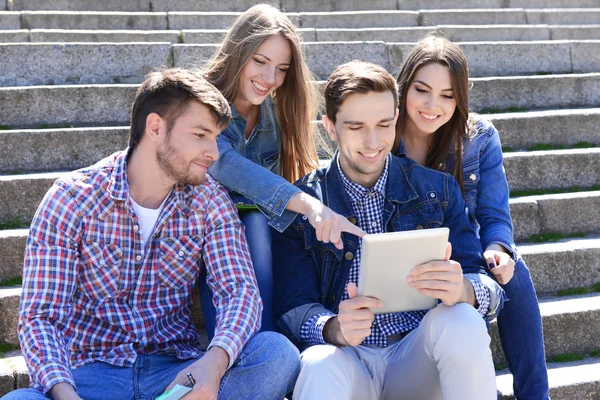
497, 258, 549, 399
201, 211, 274, 340
2, 332, 299, 400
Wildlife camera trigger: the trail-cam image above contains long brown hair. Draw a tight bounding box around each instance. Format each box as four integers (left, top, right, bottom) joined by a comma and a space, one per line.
204, 3, 320, 183
393, 34, 473, 193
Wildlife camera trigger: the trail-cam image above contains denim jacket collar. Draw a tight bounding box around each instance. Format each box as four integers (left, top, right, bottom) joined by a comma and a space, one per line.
230, 95, 275, 132
323, 153, 420, 212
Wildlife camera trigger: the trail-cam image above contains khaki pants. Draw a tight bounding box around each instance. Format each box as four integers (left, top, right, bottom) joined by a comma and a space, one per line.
294, 303, 497, 400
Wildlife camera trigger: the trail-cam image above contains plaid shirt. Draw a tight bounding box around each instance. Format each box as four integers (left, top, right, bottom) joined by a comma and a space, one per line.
301, 155, 490, 347
19, 151, 261, 394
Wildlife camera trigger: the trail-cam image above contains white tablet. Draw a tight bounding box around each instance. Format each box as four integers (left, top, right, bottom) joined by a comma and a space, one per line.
357, 227, 449, 314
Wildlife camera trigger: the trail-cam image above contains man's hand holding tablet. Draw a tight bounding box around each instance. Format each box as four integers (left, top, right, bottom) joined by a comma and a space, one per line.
323, 283, 382, 347
407, 242, 477, 308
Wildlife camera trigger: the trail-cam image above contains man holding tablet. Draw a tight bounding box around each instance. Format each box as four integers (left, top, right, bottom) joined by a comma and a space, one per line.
272, 61, 505, 400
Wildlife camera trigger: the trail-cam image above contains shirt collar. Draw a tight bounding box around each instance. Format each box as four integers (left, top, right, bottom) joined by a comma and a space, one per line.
229, 96, 274, 131
337, 153, 390, 203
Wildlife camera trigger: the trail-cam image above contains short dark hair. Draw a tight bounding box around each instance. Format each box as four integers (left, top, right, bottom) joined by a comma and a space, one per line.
128, 68, 231, 153
324, 60, 398, 123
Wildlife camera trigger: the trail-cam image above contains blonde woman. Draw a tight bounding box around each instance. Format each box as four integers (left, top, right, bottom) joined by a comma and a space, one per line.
202, 4, 364, 336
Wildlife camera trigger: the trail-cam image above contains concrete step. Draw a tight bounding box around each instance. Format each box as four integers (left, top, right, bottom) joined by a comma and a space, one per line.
2, 129, 598, 192
1, 109, 598, 173
3, 71, 600, 128
510, 191, 600, 242
0, 43, 172, 87
26, 29, 183, 43
487, 108, 600, 150
6, 9, 600, 32
7, 0, 600, 12
490, 293, 600, 369
0, 230, 27, 285
3, 230, 600, 296
0, 171, 596, 243
4, 40, 600, 87
0, 84, 137, 128
497, 357, 600, 400
520, 237, 600, 296
19, 11, 168, 30
504, 148, 600, 192
0, 351, 598, 400
2, 24, 600, 44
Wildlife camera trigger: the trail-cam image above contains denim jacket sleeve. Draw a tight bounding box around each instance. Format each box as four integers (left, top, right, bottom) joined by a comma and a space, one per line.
444, 173, 506, 320
470, 121, 518, 259
208, 136, 300, 232
272, 216, 332, 346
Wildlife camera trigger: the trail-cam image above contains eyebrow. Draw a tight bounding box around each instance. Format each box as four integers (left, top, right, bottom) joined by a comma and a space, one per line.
192, 125, 216, 134
414, 80, 453, 92
343, 116, 396, 125
255, 53, 291, 66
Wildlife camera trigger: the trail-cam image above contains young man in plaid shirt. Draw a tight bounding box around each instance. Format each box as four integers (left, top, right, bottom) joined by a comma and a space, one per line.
273, 61, 505, 399
5, 69, 299, 400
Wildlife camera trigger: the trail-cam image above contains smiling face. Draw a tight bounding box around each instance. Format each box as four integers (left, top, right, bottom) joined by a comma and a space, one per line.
156, 100, 222, 186
234, 34, 292, 110
323, 91, 398, 188
403, 62, 457, 140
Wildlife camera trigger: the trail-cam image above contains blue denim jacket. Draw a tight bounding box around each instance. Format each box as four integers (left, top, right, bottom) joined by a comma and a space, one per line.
208, 96, 300, 232
272, 154, 505, 346
397, 118, 518, 260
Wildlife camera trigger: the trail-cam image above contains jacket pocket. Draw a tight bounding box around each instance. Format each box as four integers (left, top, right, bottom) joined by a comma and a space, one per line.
261, 149, 280, 173
78, 242, 123, 302
158, 236, 203, 289
393, 199, 444, 231
462, 157, 480, 218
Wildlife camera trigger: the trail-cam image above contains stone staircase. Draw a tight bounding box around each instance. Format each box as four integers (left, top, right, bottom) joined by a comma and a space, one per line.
1, 0, 600, 398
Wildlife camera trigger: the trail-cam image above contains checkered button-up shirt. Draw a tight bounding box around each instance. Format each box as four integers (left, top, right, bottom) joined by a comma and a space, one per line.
19, 151, 261, 394
301, 155, 490, 347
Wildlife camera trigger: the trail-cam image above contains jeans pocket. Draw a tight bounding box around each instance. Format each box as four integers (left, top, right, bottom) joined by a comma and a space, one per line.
78, 242, 123, 302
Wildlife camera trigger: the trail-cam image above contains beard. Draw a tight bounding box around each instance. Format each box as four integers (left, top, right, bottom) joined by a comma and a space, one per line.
156, 135, 206, 187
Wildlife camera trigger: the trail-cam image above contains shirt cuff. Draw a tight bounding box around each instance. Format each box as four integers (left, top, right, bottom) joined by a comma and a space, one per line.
299, 312, 336, 346
466, 277, 491, 319
208, 330, 244, 370
34, 362, 75, 396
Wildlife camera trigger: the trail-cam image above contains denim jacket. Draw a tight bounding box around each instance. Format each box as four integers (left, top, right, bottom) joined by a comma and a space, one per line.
397, 118, 517, 260
272, 154, 505, 346
208, 96, 300, 232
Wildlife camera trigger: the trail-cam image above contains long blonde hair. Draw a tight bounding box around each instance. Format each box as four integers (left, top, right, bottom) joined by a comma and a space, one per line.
204, 3, 320, 183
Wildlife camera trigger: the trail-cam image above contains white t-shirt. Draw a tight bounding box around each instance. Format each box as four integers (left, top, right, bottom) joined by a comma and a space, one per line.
130, 193, 170, 248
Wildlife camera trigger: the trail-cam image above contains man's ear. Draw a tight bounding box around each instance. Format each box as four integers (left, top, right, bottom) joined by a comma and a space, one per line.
322, 115, 337, 142
145, 112, 164, 143
393, 107, 399, 125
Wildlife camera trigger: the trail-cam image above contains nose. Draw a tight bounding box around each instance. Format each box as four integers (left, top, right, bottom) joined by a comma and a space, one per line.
262, 66, 276, 85
363, 126, 379, 149
425, 94, 436, 109
205, 137, 219, 162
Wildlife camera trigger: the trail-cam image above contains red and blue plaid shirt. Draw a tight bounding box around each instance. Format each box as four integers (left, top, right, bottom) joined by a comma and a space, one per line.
19, 151, 261, 394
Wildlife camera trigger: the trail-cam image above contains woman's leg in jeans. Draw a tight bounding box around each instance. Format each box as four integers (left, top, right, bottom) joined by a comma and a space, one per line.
497, 258, 549, 399
199, 210, 275, 341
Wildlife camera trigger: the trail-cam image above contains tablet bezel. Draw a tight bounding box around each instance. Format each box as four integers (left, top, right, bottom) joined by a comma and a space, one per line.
357, 227, 449, 314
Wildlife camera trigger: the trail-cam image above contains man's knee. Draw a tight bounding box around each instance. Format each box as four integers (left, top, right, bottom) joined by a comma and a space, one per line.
424, 303, 491, 360
245, 331, 300, 377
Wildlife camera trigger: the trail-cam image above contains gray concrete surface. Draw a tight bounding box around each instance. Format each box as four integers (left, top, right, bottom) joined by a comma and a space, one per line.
29, 29, 182, 43
20, 11, 168, 30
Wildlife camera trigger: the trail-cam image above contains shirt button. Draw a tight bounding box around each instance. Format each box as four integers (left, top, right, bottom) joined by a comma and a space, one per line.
329, 294, 336, 303
416, 225, 424, 230
133, 224, 139, 231
371, 221, 378, 227
135, 255, 142, 261
470, 173, 477, 181
348, 217, 357, 225
178, 250, 185, 257
302, 215, 308, 220
345, 252, 354, 261
430, 192, 436, 198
